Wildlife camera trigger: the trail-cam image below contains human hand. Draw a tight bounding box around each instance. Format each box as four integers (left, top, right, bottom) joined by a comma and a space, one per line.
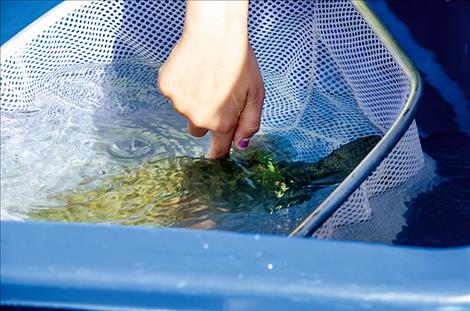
158, 1, 264, 159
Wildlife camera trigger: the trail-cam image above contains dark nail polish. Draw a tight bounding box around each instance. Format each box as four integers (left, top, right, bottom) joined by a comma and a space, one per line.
238, 139, 250, 149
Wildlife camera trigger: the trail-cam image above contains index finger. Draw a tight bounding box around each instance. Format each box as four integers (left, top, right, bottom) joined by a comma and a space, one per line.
207, 129, 236, 159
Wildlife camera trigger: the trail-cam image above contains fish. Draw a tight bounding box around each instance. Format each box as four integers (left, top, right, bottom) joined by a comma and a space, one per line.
28, 135, 380, 228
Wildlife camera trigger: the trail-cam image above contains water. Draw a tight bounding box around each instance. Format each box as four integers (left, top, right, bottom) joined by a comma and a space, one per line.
26, 136, 379, 232
0, 62, 379, 234
1, 62, 210, 220
3, 2, 465, 247
0, 0, 467, 254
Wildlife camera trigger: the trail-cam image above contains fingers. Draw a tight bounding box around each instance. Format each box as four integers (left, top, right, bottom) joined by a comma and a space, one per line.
233, 87, 264, 150
194, 85, 264, 158
208, 128, 236, 159
187, 121, 209, 137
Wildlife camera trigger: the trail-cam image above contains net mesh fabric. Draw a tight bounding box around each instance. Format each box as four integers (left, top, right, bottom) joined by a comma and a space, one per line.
0, 0, 424, 237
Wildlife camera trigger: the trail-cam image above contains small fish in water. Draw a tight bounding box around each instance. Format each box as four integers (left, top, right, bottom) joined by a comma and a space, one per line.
28, 135, 380, 228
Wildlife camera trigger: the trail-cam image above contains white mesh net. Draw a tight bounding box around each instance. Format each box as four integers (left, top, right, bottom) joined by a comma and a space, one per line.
0, 0, 424, 237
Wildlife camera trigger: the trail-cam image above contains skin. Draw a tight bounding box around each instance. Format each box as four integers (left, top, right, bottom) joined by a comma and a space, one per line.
158, 1, 264, 159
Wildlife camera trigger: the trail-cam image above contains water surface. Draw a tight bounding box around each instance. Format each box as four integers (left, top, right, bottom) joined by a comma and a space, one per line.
1, 62, 379, 234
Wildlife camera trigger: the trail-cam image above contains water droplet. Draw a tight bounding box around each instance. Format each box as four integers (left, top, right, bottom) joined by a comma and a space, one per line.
107, 136, 154, 159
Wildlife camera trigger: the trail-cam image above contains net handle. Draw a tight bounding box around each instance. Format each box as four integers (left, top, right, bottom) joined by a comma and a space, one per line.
289, 1, 422, 238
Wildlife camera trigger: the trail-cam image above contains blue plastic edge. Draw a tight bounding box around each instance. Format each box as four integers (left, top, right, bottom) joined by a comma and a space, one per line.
0, 0, 63, 45
1, 221, 469, 310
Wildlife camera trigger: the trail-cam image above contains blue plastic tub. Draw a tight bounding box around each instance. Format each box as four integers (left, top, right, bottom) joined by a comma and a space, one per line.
1, 1, 469, 310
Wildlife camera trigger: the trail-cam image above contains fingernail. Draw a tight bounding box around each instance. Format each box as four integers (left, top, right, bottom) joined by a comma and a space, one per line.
238, 138, 250, 149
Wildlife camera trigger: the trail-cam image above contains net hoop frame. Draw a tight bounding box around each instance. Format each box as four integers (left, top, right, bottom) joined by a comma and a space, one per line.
290, 1, 423, 237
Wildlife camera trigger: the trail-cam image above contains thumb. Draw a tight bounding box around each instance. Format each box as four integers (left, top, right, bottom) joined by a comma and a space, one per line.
233, 88, 264, 150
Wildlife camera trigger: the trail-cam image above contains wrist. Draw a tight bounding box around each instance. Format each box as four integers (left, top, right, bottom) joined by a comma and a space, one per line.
183, 1, 249, 42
